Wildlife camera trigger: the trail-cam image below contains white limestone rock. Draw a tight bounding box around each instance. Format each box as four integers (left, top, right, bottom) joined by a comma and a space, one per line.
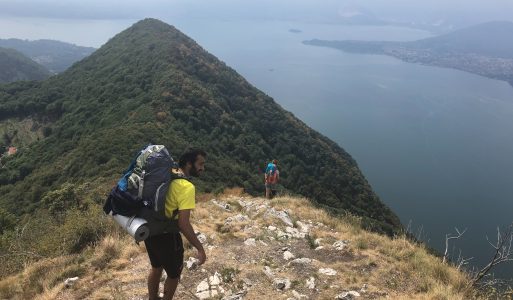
238, 199, 251, 209
267, 208, 293, 226
211, 199, 231, 211
283, 250, 295, 260
257, 204, 268, 211
285, 226, 305, 239
306, 277, 316, 289
318, 268, 337, 276
244, 238, 257, 247
64, 277, 79, 288
335, 291, 361, 299
196, 289, 218, 300
186, 257, 200, 270
263, 266, 274, 279
210, 272, 222, 285
222, 290, 247, 300
295, 221, 312, 234
276, 230, 290, 240
290, 258, 312, 266
196, 280, 210, 293
196, 232, 208, 244
274, 278, 291, 290
333, 240, 349, 250
225, 214, 250, 223
292, 290, 308, 299
196, 272, 224, 300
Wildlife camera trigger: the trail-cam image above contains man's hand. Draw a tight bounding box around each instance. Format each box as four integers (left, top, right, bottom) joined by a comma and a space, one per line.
178, 209, 207, 265
197, 248, 207, 265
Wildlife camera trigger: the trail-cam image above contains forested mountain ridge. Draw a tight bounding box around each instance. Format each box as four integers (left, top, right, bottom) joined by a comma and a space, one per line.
0, 18, 401, 274
0, 38, 96, 73
0, 47, 50, 83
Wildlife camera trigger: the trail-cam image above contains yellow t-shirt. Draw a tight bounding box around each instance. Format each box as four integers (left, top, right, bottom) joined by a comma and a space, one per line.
165, 179, 195, 219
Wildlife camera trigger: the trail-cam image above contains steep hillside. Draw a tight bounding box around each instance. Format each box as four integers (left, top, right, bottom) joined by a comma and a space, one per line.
0, 19, 400, 236
0, 39, 96, 73
0, 47, 50, 83
0, 193, 477, 300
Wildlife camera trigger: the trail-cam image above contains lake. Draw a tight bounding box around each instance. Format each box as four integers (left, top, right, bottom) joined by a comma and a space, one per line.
170, 18, 513, 279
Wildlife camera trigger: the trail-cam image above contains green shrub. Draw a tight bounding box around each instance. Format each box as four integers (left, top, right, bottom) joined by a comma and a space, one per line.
356, 238, 369, 250
220, 267, 239, 283
0, 208, 15, 234
305, 234, 318, 249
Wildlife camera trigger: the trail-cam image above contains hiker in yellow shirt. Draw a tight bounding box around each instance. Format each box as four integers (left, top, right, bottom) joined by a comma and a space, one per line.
145, 148, 207, 300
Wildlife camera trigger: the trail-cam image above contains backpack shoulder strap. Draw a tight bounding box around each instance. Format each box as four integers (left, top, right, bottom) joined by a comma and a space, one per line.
170, 170, 191, 182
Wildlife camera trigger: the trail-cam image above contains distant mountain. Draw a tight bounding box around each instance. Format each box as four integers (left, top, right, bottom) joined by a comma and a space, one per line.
331, 5, 453, 33
0, 47, 50, 83
335, 5, 386, 26
0, 19, 401, 238
0, 39, 96, 73
408, 21, 513, 59
304, 21, 513, 86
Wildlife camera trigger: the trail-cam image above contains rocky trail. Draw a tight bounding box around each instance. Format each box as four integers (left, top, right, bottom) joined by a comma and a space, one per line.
30, 195, 470, 300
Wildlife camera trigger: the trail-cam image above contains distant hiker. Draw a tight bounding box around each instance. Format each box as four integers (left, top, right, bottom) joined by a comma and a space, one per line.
145, 148, 207, 300
264, 159, 279, 199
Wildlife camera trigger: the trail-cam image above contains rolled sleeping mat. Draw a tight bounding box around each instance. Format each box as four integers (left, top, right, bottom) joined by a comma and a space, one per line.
112, 213, 150, 242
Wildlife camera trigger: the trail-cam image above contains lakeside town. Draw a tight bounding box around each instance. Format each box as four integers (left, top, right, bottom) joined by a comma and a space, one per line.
383, 46, 513, 85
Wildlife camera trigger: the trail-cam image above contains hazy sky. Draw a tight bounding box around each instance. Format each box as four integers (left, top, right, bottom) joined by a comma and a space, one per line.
1, 0, 513, 47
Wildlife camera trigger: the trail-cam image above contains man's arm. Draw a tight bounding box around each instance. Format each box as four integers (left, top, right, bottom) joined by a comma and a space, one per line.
178, 209, 206, 264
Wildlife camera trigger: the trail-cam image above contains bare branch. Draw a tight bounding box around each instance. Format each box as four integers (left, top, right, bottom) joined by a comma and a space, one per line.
443, 227, 467, 264
472, 223, 513, 286
456, 249, 473, 271
485, 235, 498, 249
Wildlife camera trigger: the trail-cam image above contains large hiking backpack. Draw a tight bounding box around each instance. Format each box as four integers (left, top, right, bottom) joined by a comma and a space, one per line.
265, 162, 276, 176
103, 145, 186, 237
265, 162, 278, 184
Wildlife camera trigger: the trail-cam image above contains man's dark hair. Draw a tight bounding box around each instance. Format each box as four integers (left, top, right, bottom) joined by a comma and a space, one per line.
179, 148, 207, 168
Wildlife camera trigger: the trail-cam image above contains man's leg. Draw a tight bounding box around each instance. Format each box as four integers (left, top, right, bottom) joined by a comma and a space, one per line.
162, 276, 180, 300
148, 267, 163, 300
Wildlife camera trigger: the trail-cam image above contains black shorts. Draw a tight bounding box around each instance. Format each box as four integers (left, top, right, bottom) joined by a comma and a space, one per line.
144, 232, 184, 278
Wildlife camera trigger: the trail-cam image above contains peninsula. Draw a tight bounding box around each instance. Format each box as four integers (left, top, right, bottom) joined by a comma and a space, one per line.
304, 21, 513, 86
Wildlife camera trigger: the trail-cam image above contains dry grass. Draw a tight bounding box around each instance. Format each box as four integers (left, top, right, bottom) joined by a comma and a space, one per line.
1, 192, 483, 300
0, 275, 22, 299
90, 234, 123, 270
250, 195, 477, 299
0, 255, 86, 300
